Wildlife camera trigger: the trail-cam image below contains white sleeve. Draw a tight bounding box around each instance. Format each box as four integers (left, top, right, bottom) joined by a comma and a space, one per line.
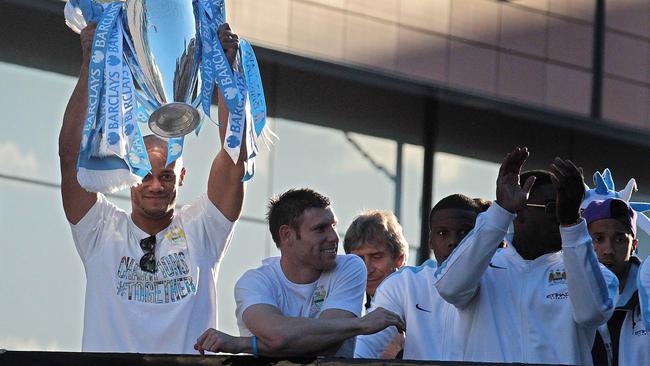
433, 203, 514, 309
69, 194, 119, 261
235, 269, 278, 320
354, 274, 402, 358
561, 219, 618, 327
321, 255, 367, 317
637, 258, 650, 330
179, 193, 235, 261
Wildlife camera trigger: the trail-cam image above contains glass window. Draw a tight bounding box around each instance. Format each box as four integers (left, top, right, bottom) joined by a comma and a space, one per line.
434, 152, 499, 203
0, 62, 412, 349
1, 62, 82, 350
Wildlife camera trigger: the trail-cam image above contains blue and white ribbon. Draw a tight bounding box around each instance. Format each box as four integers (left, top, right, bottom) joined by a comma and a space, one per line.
81, 1, 120, 153
101, 18, 127, 158
119, 16, 150, 178
240, 39, 267, 137
198, 6, 216, 120
194, 0, 270, 181
166, 137, 185, 167
198, 0, 241, 116
224, 71, 247, 164
199, 0, 274, 180
77, 1, 153, 192
77, 1, 143, 193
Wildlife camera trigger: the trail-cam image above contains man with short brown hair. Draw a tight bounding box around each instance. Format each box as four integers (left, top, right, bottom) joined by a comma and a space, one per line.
194, 188, 405, 357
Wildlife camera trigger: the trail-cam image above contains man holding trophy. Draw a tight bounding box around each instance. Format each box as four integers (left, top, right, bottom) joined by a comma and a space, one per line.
59, 2, 249, 353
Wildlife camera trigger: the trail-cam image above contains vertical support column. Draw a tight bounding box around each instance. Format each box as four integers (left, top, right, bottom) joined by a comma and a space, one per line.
394, 141, 403, 220
591, 0, 605, 119
417, 99, 437, 265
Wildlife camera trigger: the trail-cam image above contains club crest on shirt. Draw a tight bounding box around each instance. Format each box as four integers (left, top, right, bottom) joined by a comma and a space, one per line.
165, 227, 186, 245
547, 268, 567, 286
309, 284, 327, 317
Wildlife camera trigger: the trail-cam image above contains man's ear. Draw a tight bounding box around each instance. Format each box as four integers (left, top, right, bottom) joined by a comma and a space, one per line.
632, 238, 639, 255
178, 167, 187, 187
394, 253, 406, 269
278, 225, 296, 246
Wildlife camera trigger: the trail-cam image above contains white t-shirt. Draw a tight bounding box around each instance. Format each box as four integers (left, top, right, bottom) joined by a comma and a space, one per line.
235, 254, 366, 357
355, 259, 458, 360
434, 203, 619, 365
70, 193, 235, 354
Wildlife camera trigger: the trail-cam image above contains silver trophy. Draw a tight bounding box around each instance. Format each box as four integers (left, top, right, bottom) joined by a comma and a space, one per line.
66, 0, 202, 138
124, 0, 201, 137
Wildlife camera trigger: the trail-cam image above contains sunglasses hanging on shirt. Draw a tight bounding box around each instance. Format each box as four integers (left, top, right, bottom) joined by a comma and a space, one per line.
139, 235, 157, 273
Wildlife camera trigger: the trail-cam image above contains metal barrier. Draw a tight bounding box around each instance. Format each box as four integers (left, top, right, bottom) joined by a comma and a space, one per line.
0, 350, 560, 366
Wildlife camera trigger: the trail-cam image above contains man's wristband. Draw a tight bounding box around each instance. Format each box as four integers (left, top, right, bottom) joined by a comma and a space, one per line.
251, 335, 259, 358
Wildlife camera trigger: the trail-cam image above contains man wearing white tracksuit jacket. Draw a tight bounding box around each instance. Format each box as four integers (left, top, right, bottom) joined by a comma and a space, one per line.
608, 257, 649, 366
585, 198, 649, 366
434, 148, 619, 365
354, 260, 459, 360
355, 194, 482, 360
632, 257, 650, 365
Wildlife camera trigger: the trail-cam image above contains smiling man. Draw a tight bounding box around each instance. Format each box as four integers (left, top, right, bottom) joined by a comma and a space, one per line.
59, 24, 246, 353
194, 188, 405, 357
343, 210, 407, 306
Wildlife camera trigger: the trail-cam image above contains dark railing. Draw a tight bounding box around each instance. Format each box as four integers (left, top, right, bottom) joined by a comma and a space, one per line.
0, 350, 566, 366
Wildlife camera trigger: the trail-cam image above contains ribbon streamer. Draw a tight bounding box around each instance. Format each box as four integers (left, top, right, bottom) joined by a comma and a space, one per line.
78, 2, 145, 193
68, 0, 271, 188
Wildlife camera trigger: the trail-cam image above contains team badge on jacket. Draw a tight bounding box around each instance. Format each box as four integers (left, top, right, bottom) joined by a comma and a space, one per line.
547, 269, 567, 286
545, 268, 569, 300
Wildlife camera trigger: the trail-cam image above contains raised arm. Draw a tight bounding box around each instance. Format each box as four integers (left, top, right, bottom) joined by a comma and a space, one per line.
59, 23, 99, 224
206, 23, 246, 222
194, 305, 404, 357
434, 147, 534, 308
551, 158, 618, 326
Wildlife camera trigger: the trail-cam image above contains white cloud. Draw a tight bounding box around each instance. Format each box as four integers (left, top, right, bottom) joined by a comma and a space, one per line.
0, 142, 38, 177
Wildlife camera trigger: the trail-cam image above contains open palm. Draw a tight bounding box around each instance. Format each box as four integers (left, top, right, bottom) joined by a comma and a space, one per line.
496, 147, 536, 213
